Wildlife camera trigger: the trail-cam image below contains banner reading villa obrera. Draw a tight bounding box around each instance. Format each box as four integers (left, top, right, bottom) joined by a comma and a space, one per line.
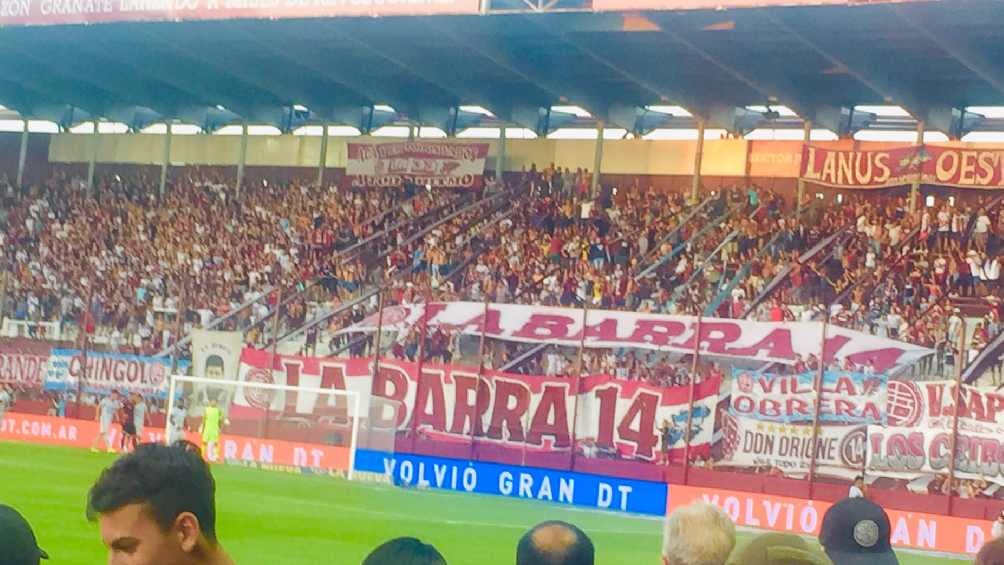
346, 142, 489, 189
800, 145, 1004, 189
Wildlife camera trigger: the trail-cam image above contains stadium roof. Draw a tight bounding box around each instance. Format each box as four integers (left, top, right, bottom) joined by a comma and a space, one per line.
3, 0, 1004, 137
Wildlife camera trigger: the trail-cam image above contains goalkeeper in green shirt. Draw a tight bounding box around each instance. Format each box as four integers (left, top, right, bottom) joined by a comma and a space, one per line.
200, 398, 226, 462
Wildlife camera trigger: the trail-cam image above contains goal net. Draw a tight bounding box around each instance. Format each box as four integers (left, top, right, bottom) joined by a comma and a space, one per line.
165, 374, 399, 480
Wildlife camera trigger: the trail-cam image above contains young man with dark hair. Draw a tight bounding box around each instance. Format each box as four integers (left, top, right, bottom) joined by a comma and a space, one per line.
363, 537, 447, 565
86, 441, 235, 565
516, 521, 594, 565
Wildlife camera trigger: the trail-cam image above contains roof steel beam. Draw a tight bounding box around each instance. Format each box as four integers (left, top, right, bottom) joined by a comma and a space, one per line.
517, 15, 708, 123
0, 61, 104, 119
3, 40, 179, 118
70, 36, 252, 119
654, 17, 818, 126
337, 22, 528, 125
761, 10, 928, 125
424, 18, 609, 120
893, 5, 1004, 103
139, 28, 300, 121
236, 27, 420, 119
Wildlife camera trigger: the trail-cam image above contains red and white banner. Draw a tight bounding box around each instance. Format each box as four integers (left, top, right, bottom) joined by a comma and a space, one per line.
0, 340, 51, 387
236, 348, 720, 462
341, 302, 933, 373
869, 380, 1004, 485
668, 484, 992, 556
719, 413, 865, 479
0, 0, 479, 27
346, 142, 490, 189
729, 369, 886, 425
801, 145, 1004, 189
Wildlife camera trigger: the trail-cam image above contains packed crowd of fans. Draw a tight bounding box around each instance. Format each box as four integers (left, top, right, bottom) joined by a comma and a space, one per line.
3, 164, 1004, 382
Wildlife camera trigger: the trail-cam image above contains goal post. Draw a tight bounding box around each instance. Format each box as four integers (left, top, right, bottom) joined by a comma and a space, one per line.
166, 374, 382, 480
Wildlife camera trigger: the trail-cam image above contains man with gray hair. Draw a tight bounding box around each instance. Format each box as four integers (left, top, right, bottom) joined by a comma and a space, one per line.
662, 502, 736, 565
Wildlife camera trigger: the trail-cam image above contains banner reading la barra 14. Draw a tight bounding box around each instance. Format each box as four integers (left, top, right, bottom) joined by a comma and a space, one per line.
340, 302, 932, 372
44, 349, 189, 399
0, 0, 480, 27
730, 368, 886, 425
801, 144, 1004, 189
346, 142, 490, 189
236, 348, 719, 462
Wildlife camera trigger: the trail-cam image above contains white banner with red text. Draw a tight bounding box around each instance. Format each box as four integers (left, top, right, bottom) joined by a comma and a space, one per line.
869, 379, 1004, 486
338, 302, 933, 372
234, 348, 719, 462
718, 412, 865, 479
43, 349, 188, 399
346, 142, 490, 189
730, 368, 887, 425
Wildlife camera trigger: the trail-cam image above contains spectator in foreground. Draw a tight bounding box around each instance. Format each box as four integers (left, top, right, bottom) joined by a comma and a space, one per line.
819, 498, 898, 565
725, 532, 831, 565
0, 504, 48, 565
363, 537, 447, 565
86, 441, 235, 565
992, 510, 1004, 539
662, 502, 736, 565
848, 476, 866, 499
977, 537, 1004, 565
516, 520, 594, 565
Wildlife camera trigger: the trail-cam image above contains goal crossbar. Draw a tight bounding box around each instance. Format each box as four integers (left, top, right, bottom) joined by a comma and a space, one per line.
167, 374, 363, 480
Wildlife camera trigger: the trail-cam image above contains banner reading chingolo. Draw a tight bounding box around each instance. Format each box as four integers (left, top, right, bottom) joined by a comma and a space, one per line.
346, 142, 490, 189
801, 145, 1004, 189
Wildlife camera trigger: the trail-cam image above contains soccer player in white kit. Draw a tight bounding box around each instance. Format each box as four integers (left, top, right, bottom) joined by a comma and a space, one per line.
90, 390, 122, 453
0, 385, 12, 424
166, 398, 188, 445
132, 393, 148, 445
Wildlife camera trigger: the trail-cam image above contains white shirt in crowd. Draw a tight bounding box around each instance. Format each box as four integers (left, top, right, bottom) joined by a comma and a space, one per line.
848, 485, 865, 498
976, 214, 992, 234
986, 258, 1001, 282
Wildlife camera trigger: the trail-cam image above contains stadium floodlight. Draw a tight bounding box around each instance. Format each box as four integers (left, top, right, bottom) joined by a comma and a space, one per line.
166, 375, 375, 480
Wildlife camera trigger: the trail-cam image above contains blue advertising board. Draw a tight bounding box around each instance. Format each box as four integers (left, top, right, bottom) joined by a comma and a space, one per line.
354, 449, 667, 517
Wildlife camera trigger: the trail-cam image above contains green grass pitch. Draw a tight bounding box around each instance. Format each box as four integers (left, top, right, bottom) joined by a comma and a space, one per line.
0, 441, 968, 564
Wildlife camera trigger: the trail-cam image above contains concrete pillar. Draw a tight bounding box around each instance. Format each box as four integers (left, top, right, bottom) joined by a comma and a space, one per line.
15, 120, 28, 188
236, 120, 249, 193
86, 120, 99, 195
497, 127, 507, 183
797, 120, 811, 213
691, 119, 706, 202
316, 124, 329, 188
909, 121, 925, 213
159, 122, 173, 197
590, 123, 604, 198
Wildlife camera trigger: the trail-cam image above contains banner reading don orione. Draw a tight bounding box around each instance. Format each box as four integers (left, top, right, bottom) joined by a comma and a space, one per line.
346, 141, 490, 189
800, 144, 1004, 189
